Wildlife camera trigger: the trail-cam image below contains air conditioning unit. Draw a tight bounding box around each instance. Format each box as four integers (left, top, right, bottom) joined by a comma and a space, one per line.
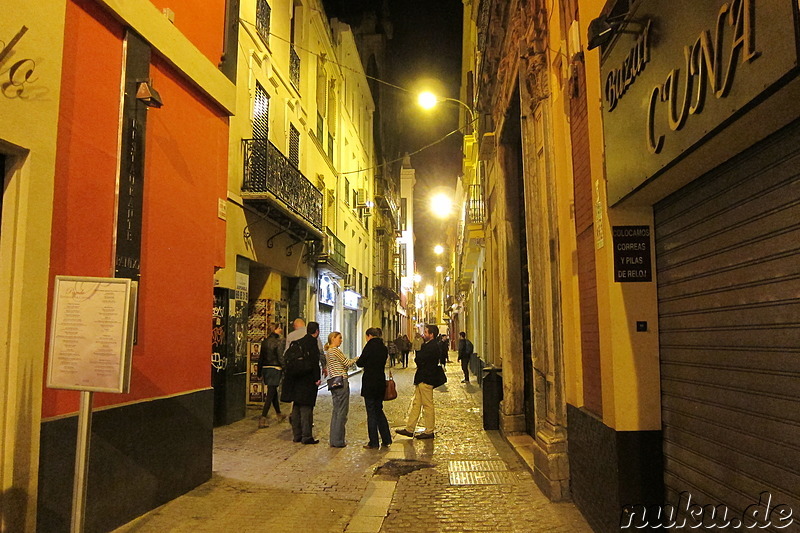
479, 132, 496, 161
356, 188, 368, 207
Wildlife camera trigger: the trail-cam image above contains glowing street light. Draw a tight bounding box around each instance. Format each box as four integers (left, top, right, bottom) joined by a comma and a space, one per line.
430, 193, 453, 218
413, 273, 422, 283
425, 285, 434, 297
417, 91, 475, 124
434, 245, 444, 255
435, 266, 444, 273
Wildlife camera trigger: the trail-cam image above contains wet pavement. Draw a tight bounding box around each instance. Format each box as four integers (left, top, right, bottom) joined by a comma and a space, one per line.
113, 357, 592, 533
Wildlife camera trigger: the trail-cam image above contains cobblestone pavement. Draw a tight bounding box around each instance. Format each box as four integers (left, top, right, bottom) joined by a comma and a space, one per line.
114, 356, 592, 533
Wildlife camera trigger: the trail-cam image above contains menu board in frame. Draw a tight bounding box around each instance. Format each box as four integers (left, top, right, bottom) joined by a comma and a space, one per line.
47, 276, 138, 393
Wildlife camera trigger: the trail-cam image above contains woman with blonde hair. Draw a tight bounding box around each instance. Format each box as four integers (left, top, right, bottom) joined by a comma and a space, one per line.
325, 331, 356, 447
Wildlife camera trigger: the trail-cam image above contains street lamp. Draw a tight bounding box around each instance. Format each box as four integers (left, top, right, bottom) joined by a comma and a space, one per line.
430, 193, 453, 219
434, 245, 444, 255
435, 265, 444, 273
418, 91, 475, 125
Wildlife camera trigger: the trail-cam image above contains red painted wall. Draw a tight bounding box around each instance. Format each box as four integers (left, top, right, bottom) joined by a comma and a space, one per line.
44, 0, 227, 418
148, 0, 227, 66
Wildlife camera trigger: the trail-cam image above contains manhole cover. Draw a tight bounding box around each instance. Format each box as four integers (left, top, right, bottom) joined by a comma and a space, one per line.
448, 460, 507, 472
374, 459, 433, 478
449, 471, 518, 485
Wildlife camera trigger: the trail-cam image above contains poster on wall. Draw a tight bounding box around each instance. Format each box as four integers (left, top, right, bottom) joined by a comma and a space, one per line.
212, 289, 228, 373
47, 276, 138, 393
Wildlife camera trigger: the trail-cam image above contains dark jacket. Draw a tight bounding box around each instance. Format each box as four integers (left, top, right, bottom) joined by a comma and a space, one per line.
458, 338, 474, 361
282, 334, 321, 406
257, 333, 283, 376
414, 339, 441, 386
356, 337, 388, 399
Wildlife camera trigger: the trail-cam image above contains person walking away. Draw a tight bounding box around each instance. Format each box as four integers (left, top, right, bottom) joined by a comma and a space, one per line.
258, 323, 287, 427
357, 327, 392, 449
457, 331, 474, 384
285, 317, 327, 376
326, 331, 356, 448
400, 334, 412, 368
387, 340, 398, 367
395, 324, 441, 439
283, 321, 322, 444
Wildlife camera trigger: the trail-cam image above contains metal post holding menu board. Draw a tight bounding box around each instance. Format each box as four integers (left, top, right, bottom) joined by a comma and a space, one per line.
46, 276, 138, 533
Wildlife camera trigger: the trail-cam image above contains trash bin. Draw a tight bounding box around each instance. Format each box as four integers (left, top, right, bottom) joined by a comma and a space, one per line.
482, 367, 503, 430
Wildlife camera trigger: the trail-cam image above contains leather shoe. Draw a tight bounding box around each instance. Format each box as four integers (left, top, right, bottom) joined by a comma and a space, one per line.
415, 432, 434, 440
292, 437, 302, 443
302, 438, 320, 445
363, 444, 379, 449
395, 428, 414, 438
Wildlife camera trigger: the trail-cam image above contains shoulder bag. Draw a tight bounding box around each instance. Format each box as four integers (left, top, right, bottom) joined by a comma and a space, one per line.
327, 375, 344, 390
384, 370, 398, 401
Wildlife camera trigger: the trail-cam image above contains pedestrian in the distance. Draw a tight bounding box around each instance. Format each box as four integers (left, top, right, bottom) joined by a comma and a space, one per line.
396, 324, 441, 440
437, 334, 449, 366
400, 334, 412, 368
413, 332, 423, 356
258, 323, 287, 428
326, 331, 356, 448
388, 340, 399, 367
356, 327, 392, 449
457, 331, 474, 384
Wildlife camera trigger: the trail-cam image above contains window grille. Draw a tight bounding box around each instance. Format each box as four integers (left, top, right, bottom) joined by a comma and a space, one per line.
256, 0, 271, 45
289, 124, 300, 167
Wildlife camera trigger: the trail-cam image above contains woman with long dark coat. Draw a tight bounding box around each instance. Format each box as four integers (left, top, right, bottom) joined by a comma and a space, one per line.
258, 323, 286, 428
356, 327, 392, 449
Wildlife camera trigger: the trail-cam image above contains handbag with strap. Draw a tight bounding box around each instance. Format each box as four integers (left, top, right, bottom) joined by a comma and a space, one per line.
384, 371, 397, 401
327, 375, 344, 390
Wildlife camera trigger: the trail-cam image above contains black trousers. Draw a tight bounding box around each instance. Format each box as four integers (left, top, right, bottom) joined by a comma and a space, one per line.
291, 404, 314, 441
460, 357, 471, 381
261, 384, 281, 417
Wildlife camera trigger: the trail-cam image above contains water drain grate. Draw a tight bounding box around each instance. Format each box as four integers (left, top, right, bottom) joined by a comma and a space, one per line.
448, 460, 516, 485
449, 471, 518, 485
448, 460, 508, 472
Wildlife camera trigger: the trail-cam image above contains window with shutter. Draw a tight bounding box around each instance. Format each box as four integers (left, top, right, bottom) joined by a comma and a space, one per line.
253, 83, 269, 139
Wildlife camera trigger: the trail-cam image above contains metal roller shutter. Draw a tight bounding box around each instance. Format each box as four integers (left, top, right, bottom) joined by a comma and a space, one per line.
654, 120, 800, 525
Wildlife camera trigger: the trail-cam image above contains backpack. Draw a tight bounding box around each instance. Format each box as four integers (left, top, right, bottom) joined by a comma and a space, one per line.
283, 340, 316, 377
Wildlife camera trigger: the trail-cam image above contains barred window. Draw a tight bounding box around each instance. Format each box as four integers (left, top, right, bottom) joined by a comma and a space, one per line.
289, 124, 300, 167
253, 83, 269, 139
256, 0, 271, 45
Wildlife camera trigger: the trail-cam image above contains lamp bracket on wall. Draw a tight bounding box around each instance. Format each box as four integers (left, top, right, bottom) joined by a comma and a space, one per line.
135, 80, 163, 108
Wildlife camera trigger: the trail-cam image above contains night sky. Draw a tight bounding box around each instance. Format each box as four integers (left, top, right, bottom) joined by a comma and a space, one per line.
322, 0, 464, 282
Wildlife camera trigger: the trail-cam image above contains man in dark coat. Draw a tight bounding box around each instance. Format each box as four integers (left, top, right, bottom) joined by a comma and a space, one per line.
284, 321, 321, 444
457, 331, 474, 383
356, 327, 392, 449
395, 324, 440, 439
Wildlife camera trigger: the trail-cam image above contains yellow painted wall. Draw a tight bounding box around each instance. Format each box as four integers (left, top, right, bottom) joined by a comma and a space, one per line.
0, 4, 67, 529
579, 0, 662, 432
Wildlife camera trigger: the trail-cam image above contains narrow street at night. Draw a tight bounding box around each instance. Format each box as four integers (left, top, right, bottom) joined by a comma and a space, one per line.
113, 361, 591, 533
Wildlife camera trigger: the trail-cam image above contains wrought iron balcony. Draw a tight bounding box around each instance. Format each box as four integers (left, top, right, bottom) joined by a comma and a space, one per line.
466, 184, 485, 224
374, 173, 400, 230
374, 270, 400, 300
317, 228, 348, 278
241, 138, 323, 238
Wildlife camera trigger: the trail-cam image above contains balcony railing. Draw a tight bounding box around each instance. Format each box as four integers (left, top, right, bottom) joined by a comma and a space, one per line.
374, 270, 400, 299
317, 228, 348, 277
242, 138, 323, 231
374, 174, 400, 230
466, 184, 485, 224
290, 46, 300, 88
